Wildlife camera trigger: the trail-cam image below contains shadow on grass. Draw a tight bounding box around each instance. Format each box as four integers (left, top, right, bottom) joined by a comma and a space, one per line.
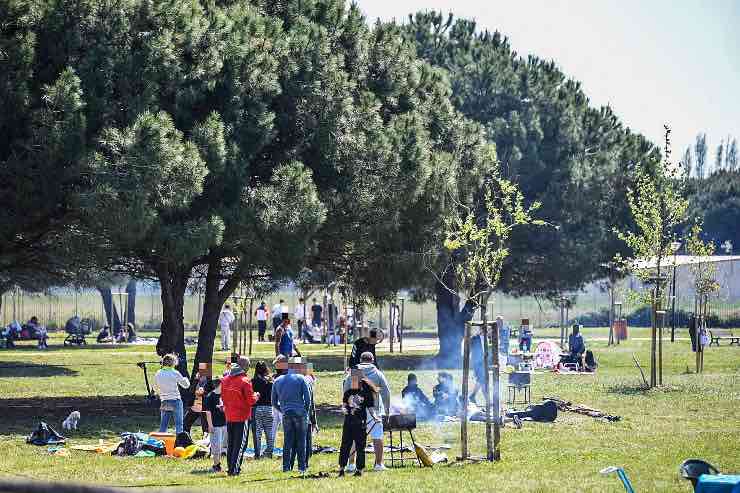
0, 343, 149, 352
0, 395, 346, 437
0, 395, 158, 435
287, 353, 439, 372
605, 383, 687, 395
0, 361, 78, 377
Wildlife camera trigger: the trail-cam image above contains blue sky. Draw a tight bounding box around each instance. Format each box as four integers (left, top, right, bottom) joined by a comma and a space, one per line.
353, 0, 740, 166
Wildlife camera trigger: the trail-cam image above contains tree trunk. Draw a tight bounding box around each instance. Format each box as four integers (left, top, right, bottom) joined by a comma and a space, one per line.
158, 266, 189, 377
435, 277, 474, 368
191, 256, 241, 381
126, 280, 137, 326
98, 286, 121, 331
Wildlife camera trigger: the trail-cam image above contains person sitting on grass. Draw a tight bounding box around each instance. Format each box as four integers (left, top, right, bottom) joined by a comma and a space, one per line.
401, 373, 434, 420
433, 372, 459, 417
204, 378, 226, 473
154, 353, 190, 435
561, 324, 587, 369
96, 325, 110, 343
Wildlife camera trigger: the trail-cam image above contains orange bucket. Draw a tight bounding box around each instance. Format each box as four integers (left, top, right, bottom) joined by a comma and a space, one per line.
149, 432, 176, 456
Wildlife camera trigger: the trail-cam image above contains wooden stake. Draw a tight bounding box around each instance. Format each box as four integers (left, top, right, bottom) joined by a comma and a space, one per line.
481, 299, 493, 461
460, 321, 471, 460
492, 316, 501, 461
248, 298, 254, 356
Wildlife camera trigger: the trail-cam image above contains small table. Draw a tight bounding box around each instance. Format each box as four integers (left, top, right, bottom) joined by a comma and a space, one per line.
507, 384, 531, 405
507, 371, 532, 405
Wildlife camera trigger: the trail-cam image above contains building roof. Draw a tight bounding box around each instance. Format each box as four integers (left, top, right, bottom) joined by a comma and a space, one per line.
632, 255, 740, 270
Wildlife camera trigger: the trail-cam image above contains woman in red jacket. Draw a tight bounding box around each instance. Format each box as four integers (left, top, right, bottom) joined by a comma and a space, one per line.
221, 356, 259, 476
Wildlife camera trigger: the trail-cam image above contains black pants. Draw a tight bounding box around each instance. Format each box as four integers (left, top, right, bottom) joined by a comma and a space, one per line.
226, 421, 248, 475
258, 321, 267, 341
339, 416, 366, 471
183, 410, 208, 434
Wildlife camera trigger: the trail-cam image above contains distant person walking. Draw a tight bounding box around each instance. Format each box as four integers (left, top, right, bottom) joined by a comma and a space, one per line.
221, 356, 259, 476
326, 300, 339, 346
275, 318, 300, 358
272, 362, 312, 475
154, 353, 190, 435
310, 298, 322, 331
271, 299, 285, 334
218, 304, 236, 352
255, 302, 269, 342
294, 298, 307, 343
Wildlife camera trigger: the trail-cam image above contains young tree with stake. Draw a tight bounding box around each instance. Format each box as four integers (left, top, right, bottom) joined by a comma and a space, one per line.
617, 125, 688, 388
440, 170, 543, 461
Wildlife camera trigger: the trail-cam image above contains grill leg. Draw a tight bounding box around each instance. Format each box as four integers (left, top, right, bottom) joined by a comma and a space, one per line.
389, 430, 395, 467
400, 430, 404, 465
408, 430, 422, 467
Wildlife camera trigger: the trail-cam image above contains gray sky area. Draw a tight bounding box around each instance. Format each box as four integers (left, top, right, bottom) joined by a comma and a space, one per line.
353, 0, 740, 164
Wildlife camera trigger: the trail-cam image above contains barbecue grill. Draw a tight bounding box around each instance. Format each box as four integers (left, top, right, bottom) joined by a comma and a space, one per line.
384, 413, 421, 467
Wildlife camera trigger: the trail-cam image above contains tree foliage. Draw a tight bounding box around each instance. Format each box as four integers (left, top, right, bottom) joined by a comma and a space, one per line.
686, 222, 720, 297
686, 169, 740, 253
402, 11, 659, 299
617, 126, 688, 295
2, 0, 494, 373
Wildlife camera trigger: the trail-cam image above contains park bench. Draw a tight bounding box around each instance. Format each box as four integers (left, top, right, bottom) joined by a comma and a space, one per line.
708, 329, 740, 347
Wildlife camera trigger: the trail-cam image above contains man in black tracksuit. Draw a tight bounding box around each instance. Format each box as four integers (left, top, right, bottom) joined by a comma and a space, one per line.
338, 368, 376, 477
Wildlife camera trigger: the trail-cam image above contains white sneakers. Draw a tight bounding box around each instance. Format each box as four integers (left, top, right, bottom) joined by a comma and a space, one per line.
373, 464, 387, 472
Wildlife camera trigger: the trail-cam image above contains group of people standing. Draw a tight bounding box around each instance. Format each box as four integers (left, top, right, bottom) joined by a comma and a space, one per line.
220, 297, 375, 350
154, 352, 317, 476
153, 348, 392, 477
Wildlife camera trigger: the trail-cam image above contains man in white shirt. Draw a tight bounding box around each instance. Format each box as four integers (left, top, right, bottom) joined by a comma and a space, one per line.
294, 298, 307, 343
218, 304, 236, 351
254, 301, 269, 342
271, 299, 285, 334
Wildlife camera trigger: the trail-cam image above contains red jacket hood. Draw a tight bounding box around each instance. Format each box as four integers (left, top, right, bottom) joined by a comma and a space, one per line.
221, 374, 258, 422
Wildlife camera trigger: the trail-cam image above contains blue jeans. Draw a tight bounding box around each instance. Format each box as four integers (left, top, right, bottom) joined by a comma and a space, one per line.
159, 399, 184, 434
282, 412, 308, 472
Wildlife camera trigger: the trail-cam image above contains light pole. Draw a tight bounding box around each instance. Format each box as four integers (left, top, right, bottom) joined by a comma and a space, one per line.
398, 297, 405, 353
670, 240, 681, 343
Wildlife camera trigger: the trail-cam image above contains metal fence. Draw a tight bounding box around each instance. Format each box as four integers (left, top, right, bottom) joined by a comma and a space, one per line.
2, 266, 738, 332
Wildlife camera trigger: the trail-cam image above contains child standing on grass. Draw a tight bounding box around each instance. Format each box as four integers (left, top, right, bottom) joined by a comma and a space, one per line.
154, 353, 190, 434
205, 378, 226, 473
338, 368, 376, 477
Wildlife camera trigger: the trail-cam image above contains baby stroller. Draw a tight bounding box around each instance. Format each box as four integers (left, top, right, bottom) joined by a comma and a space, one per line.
64, 316, 92, 346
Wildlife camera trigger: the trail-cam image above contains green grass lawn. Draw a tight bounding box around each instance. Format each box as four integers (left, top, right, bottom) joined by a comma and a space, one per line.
0, 333, 738, 492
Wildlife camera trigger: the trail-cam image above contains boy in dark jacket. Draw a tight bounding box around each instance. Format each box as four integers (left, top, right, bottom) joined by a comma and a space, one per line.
433, 372, 459, 417
401, 373, 434, 420
338, 368, 376, 477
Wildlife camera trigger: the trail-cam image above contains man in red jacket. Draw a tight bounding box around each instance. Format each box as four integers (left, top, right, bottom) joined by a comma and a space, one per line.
221, 356, 259, 476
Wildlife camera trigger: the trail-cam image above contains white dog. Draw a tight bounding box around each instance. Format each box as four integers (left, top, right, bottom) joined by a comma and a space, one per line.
62, 411, 81, 431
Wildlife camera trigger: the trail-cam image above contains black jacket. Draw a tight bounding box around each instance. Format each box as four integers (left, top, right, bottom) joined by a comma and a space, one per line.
348, 338, 377, 368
